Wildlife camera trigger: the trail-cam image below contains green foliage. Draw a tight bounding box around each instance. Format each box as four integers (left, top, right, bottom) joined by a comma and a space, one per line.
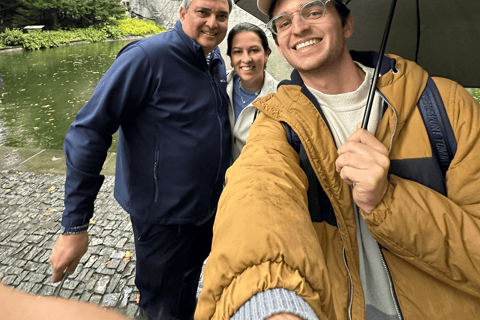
118, 18, 165, 36
0, 29, 25, 46
466, 88, 480, 104
7, 0, 127, 29
22, 30, 57, 50
0, 19, 165, 50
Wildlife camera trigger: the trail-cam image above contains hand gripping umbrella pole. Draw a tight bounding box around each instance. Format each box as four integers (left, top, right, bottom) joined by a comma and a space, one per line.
361, 0, 398, 130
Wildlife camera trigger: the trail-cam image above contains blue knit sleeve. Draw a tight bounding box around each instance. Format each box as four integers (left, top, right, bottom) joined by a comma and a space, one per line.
231, 288, 319, 320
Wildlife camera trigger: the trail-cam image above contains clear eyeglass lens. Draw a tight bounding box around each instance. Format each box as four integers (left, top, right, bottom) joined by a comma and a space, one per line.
269, 1, 327, 35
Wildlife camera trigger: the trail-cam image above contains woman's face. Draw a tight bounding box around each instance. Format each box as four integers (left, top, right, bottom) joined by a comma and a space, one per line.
230, 31, 269, 88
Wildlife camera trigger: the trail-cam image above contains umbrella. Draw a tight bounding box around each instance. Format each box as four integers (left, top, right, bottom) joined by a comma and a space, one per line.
234, 0, 480, 88
234, 0, 480, 127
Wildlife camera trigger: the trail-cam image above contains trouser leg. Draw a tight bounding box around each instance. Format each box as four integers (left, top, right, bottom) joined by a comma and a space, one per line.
130, 215, 214, 320
177, 214, 215, 320
131, 218, 191, 320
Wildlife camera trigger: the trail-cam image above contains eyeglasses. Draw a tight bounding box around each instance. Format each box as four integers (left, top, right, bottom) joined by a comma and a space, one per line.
267, 0, 331, 35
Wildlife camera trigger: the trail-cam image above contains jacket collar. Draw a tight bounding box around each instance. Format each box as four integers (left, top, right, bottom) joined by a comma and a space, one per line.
227, 69, 278, 98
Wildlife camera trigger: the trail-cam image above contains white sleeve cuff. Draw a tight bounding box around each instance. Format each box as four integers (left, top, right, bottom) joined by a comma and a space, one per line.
230, 288, 320, 320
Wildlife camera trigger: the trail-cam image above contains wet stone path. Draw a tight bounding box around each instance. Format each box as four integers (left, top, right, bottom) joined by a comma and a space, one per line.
0, 170, 204, 318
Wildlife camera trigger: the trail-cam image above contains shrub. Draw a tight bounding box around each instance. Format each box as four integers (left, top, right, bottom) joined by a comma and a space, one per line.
96, 24, 128, 40
118, 18, 165, 36
1, 28, 24, 46
0, 18, 165, 50
22, 30, 61, 50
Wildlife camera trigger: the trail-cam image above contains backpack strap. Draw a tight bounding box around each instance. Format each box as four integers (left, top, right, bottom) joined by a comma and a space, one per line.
283, 122, 301, 154
417, 77, 457, 177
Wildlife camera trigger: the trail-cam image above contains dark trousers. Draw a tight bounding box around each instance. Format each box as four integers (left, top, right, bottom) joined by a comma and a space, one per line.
130, 214, 214, 320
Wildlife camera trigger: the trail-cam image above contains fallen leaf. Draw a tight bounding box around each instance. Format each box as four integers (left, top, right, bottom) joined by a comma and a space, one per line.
89, 220, 96, 225
43, 209, 56, 216
136, 294, 140, 304
5, 189, 11, 193
47, 186, 55, 192
42, 105, 50, 108
105, 260, 111, 265
123, 251, 132, 261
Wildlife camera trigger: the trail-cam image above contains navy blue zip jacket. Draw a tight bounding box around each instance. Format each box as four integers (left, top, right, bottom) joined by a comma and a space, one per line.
62, 21, 231, 228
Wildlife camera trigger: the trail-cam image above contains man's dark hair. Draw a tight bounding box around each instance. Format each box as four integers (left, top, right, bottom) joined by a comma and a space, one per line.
268, 0, 351, 44
227, 22, 272, 57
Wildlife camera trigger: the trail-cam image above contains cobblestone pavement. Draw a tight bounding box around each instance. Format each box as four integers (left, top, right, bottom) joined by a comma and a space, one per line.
0, 170, 204, 318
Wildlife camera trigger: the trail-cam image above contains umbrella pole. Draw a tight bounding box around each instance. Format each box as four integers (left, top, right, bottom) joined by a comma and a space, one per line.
361, 0, 398, 130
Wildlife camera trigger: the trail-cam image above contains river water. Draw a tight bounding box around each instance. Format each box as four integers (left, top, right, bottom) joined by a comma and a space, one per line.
0, 40, 135, 152
0, 37, 293, 152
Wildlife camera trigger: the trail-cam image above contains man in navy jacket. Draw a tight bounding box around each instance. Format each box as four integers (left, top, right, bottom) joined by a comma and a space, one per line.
48, 0, 233, 319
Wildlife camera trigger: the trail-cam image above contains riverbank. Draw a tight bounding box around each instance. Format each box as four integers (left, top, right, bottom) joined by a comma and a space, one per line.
0, 35, 149, 53
0, 146, 116, 175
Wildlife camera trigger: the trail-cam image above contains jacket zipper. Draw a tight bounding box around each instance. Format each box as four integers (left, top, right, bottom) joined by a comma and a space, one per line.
207, 55, 225, 186
377, 90, 398, 152
153, 149, 159, 203
335, 90, 399, 320
379, 248, 404, 320
379, 91, 404, 319
338, 226, 353, 320
375, 90, 404, 319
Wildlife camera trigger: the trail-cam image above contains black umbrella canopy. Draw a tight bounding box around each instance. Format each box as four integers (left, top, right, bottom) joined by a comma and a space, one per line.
234, 0, 269, 22
234, 0, 480, 88
347, 0, 480, 88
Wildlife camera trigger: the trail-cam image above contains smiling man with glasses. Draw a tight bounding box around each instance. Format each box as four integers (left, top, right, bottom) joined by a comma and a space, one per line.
196, 0, 480, 320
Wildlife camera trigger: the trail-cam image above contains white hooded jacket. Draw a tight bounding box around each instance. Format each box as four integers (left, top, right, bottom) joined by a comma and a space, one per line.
227, 69, 279, 161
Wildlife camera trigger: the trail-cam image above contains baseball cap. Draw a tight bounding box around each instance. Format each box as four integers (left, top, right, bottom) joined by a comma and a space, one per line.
257, 0, 350, 16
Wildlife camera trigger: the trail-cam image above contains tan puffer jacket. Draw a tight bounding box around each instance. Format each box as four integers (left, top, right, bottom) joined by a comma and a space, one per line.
195, 54, 480, 320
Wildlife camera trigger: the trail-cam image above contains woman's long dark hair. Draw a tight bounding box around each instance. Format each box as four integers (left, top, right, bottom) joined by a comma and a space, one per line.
227, 22, 271, 57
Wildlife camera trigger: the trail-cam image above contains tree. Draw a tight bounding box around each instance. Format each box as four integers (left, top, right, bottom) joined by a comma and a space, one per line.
3, 0, 126, 30
0, 0, 25, 30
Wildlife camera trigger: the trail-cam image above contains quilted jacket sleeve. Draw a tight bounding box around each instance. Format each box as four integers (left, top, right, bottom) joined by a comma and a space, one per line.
365, 79, 480, 298
195, 112, 333, 320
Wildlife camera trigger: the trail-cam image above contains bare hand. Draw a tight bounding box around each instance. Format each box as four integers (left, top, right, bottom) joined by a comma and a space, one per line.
266, 313, 304, 320
49, 233, 89, 282
335, 124, 390, 214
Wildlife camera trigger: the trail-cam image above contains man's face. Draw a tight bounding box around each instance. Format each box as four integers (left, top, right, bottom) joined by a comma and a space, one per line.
180, 0, 230, 54
272, 0, 353, 74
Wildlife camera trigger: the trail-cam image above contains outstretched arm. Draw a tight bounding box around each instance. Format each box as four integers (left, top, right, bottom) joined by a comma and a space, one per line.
0, 282, 129, 320
196, 112, 331, 319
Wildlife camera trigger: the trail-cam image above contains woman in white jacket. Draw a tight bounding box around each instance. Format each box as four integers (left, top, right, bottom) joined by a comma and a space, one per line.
226, 23, 279, 161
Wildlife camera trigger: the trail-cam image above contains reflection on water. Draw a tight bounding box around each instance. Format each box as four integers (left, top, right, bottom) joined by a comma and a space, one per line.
0, 37, 294, 152
0, 40, 135, 151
